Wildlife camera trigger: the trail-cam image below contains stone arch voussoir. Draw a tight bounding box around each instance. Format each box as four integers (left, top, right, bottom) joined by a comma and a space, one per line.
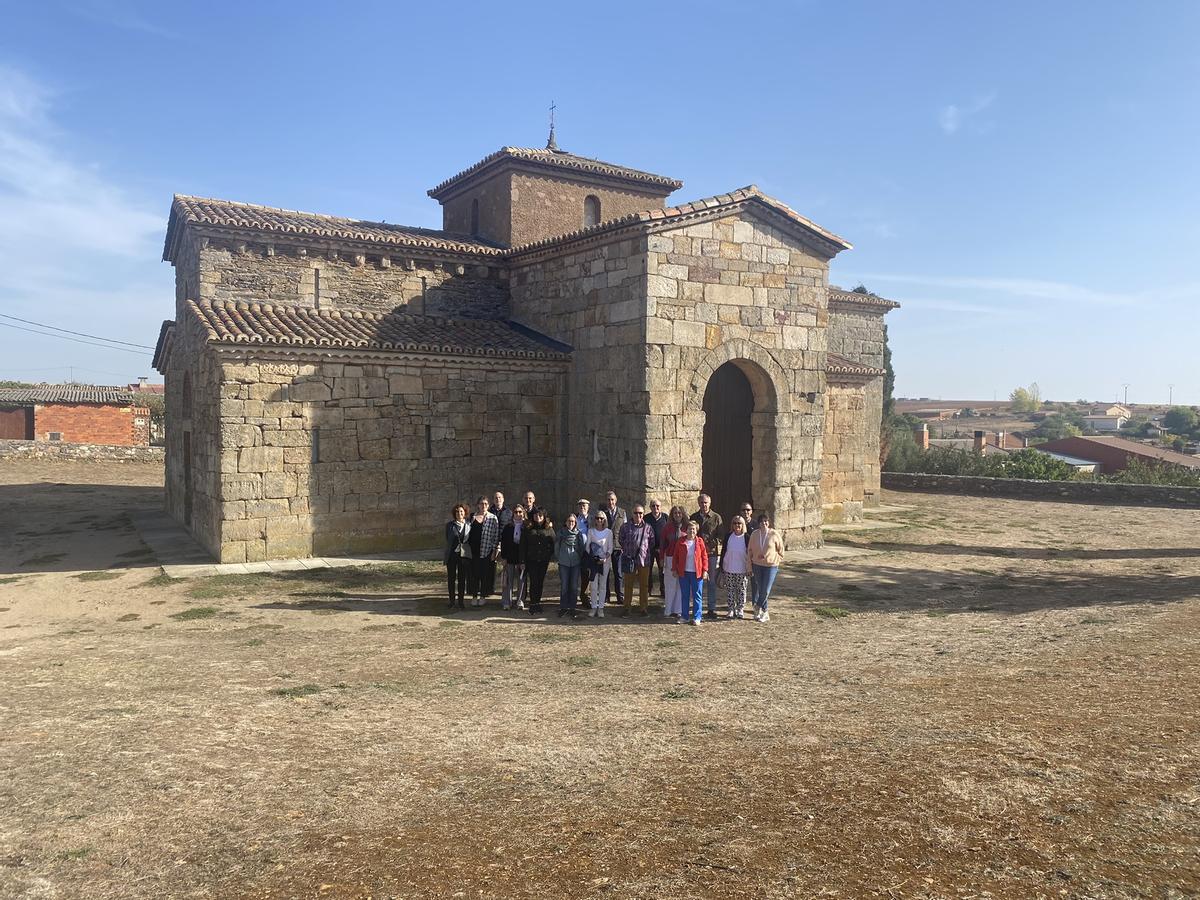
686, 340, 786, 414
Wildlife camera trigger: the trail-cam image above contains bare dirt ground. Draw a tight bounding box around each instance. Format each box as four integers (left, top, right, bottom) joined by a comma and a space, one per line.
1, 460, 1198, 899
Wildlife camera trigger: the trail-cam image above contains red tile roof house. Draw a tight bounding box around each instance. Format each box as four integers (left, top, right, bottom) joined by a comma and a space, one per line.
0, 385, 151, 446
1036, 435, 1200, 474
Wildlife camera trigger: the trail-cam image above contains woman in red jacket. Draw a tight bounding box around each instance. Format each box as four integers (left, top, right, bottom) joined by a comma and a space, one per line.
672, 519, 709, 626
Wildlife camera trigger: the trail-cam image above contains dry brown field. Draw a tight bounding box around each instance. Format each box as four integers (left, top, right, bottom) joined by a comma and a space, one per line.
1, 460, 1198, 899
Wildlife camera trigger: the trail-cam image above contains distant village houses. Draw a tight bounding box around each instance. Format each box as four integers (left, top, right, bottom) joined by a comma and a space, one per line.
0, 385, 152, 446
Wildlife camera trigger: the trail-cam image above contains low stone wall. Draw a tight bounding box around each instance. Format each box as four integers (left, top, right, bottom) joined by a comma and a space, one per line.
0, 439, 164, 462
883, 472, 1200, 508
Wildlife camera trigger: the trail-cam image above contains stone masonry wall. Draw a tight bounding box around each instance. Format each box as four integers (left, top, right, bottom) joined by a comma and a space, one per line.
883, 472, 1200, 509
0, 439, 164, 462
821, 382, 869, 522
214, 355, 566, 562
442, 169, 668, 249
643, 212, 831, 548
164, 315, 224, 557
508, 235, 652, 511
175, 233, 509, 320
827, 305, 886, 505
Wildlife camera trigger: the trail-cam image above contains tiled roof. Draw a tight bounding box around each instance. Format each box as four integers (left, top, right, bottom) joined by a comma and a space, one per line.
1040, 435, 1200, 469
826, 353, 885, 378
0, 385, 138, 404
828, 287, 901, 310
183, 300, 572, 360
428, 147, 683, 199
164, 195, 505, 262
509, 186, 852, 257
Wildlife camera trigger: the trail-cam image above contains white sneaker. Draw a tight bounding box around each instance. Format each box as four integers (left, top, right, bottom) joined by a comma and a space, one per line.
753, 609, 763, 622
598, 608, 605, 618
760, 611, 770, 623
516, 601, 525, 610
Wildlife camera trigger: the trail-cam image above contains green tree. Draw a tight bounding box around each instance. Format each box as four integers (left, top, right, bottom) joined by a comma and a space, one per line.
1027, 415, 1082, 442
1162, 406, 1198, 434
1009, 383, 1042, 414
997, 449, 1076, 481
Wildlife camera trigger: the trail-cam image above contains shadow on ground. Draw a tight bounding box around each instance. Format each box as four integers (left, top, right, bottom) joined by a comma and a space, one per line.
0, 483, 163, 575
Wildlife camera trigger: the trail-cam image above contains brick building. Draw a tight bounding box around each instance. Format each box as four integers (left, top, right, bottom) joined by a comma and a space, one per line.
0, 385, 151, 445
1037, 435, 1200, 474
153, 137, 899, 563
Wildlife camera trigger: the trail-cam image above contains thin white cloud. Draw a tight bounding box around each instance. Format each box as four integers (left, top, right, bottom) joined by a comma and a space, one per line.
0, 64, 168, 366
939, 92, 997, 135
71, 0, 176, 38
840, 272, 1190, 309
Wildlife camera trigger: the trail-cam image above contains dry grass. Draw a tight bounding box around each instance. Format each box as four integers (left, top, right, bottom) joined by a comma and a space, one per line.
0, 461, 1198, 897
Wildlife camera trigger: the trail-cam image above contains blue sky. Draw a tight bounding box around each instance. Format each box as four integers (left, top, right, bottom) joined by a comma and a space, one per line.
1, 1, 1197, 403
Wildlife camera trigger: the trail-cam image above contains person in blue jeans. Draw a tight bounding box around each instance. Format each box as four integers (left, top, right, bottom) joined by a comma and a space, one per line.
673, 520, 710, 626
555, 513, 585, 619
748, 513, 785, 623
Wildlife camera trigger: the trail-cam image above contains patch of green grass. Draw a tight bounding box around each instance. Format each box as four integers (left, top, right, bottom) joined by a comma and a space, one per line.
661, 686, 696, 701
169, 606, 219, 621
141, 572, 175, 588
564, 655, 598, 668
926, 609, 950, 618
654, 639, 682, 649
57, 847, 93, 861
1081, 617, 1115, 625
75, 571, 122, 582
116, 613, 140, 622
528, 631, 582, 643
270, 683, 323, 699
243, 638, 265, 647
361, 623, 397, 631
0, 576, 24, 585
486, 647, 515, 658
20, 552, 66, 567
186, 574, 274, 599
813, 606, 851, 619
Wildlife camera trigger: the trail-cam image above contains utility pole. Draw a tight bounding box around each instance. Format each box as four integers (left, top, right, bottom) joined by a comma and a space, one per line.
1169, 384, 1174, 406
1122, 383, 1130, 406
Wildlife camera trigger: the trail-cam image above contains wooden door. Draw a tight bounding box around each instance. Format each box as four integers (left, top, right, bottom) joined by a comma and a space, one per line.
702, 362, 754, 523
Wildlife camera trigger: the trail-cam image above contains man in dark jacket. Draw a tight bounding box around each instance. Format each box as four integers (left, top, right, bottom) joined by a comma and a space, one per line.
601, 490, 627, 604
645, 499, 668, 598
690, 493, 723, 619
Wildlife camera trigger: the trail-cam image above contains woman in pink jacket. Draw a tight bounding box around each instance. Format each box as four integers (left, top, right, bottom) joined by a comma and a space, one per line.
672, 519, 709, 626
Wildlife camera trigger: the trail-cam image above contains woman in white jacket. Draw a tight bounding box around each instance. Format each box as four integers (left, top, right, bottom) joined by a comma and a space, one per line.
587, 511, 613, 618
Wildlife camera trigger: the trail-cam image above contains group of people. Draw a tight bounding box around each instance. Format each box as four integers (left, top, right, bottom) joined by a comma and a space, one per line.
443, 490, 786, 625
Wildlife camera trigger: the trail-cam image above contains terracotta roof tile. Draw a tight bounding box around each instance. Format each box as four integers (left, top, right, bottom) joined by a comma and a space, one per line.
826, 354, 885, 378
165, 195, 505, 261
184, 300, 571, 361
0, 385, 139, 404
428, 147, 683, 199
508, 186, 851, 257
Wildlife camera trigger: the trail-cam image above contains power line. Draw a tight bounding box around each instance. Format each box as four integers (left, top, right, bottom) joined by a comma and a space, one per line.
0, 321, 151, 356
0, 313, 155, 350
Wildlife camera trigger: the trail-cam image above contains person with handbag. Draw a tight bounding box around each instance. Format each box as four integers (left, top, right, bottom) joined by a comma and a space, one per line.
749, 513, 785, 623
719, 515, 752, 620
443, 503, 470, 610
519, 506, 556, 616
586, 511, 613, 618
555, 512, 586, 618
673, 519, 709, 626
617, 504, 655, 616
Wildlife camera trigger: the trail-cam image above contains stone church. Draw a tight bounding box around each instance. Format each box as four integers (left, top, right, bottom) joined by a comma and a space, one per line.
152, 135, 898, 563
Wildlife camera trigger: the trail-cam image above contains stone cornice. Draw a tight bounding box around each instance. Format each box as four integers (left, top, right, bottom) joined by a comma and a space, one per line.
207, 343, 570, 372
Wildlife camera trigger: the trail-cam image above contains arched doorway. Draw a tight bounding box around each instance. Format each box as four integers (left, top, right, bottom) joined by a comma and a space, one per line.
702, 361, 754, 522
